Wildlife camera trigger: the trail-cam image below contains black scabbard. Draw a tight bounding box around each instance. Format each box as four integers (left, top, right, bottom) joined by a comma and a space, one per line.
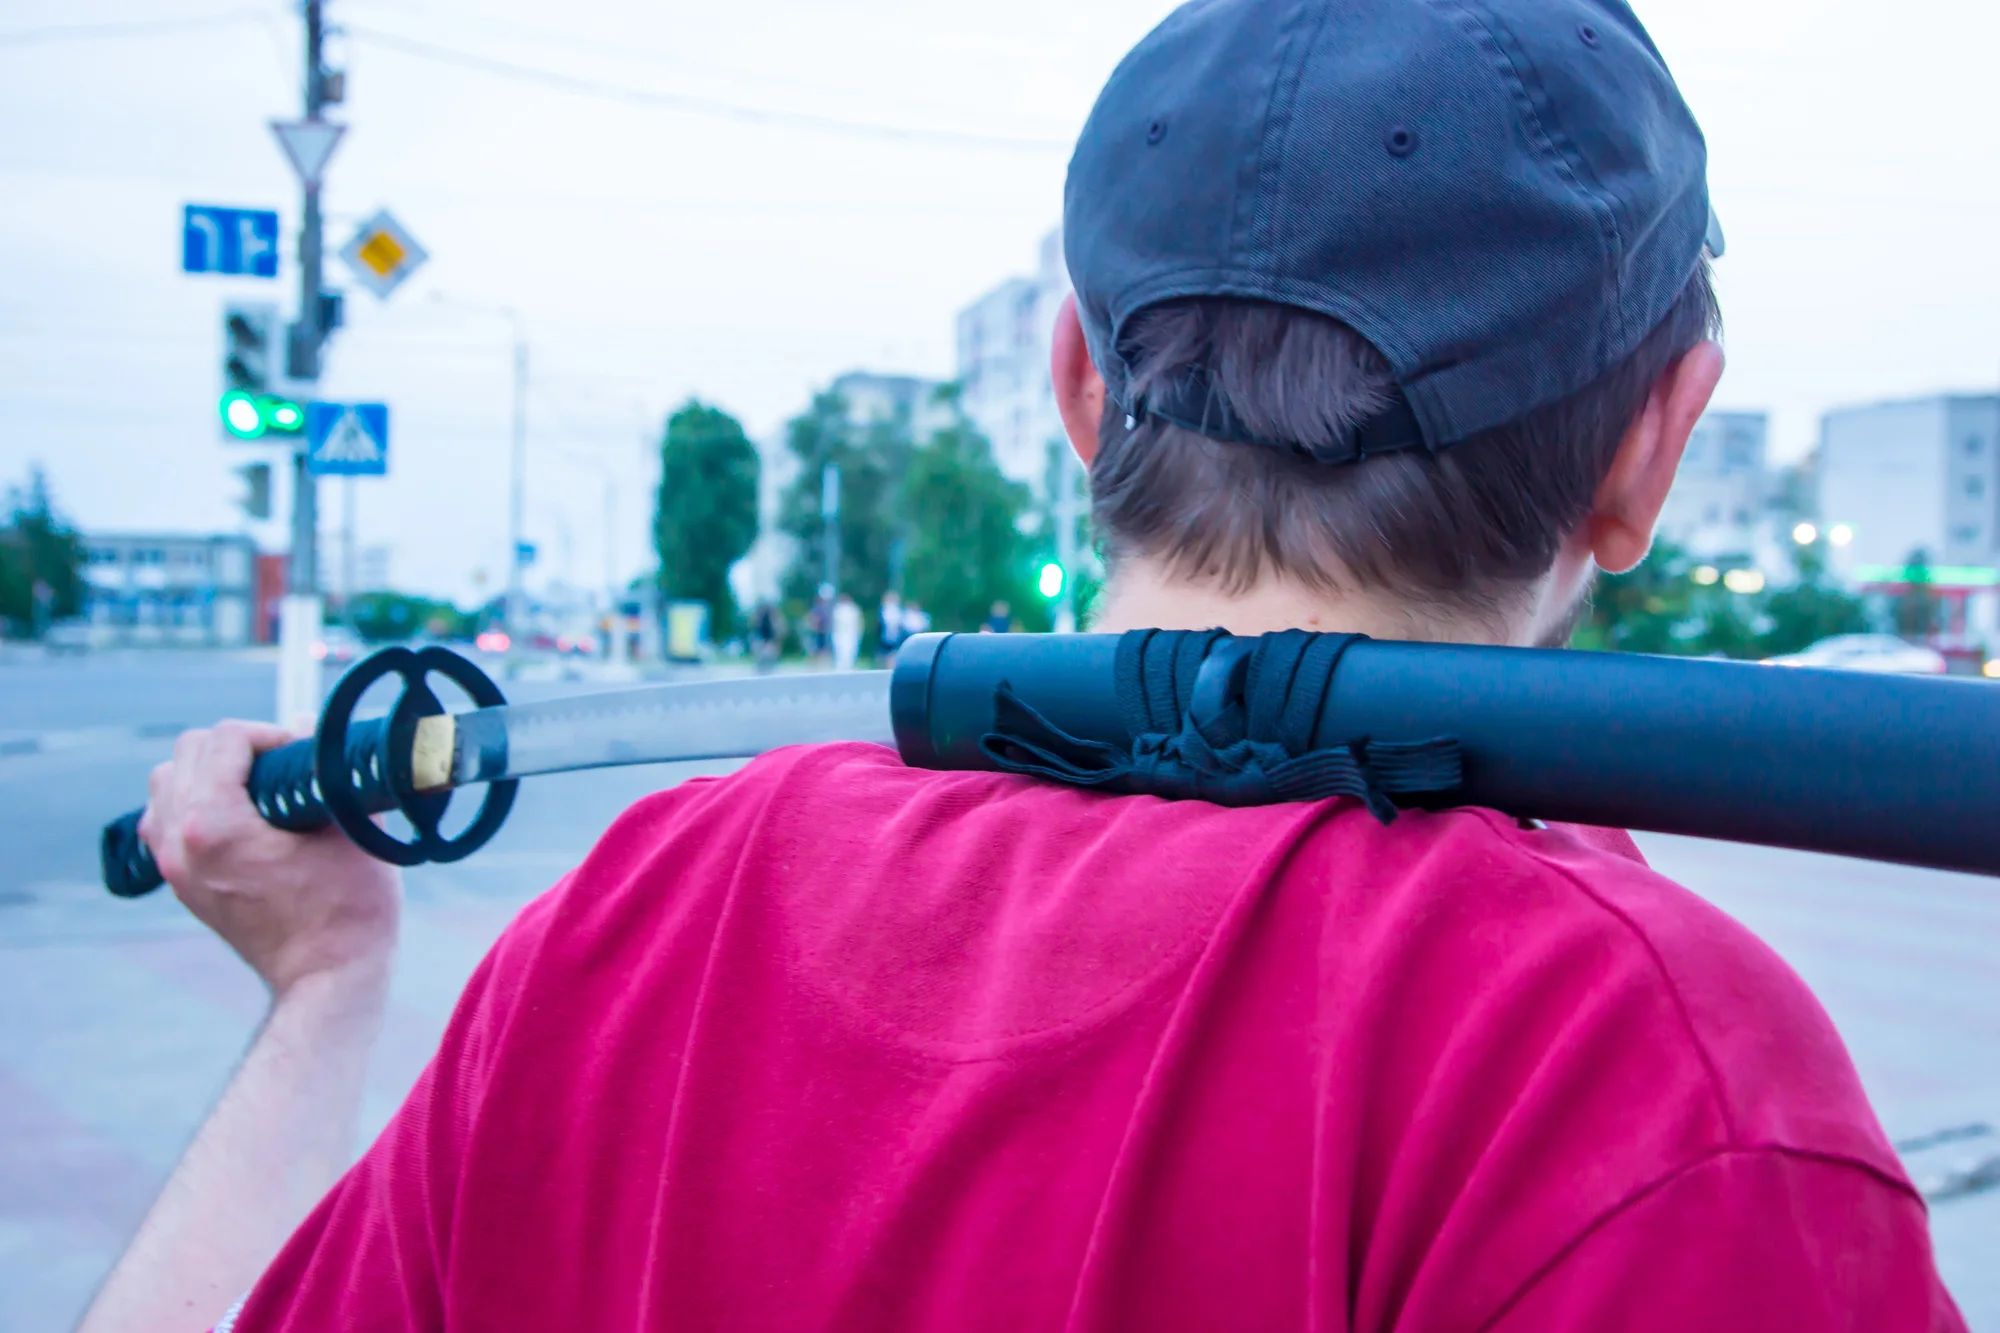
891, 632, 2000, 877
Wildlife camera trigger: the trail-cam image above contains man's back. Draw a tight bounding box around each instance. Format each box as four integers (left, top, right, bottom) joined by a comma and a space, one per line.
239, 745, 1957, 1331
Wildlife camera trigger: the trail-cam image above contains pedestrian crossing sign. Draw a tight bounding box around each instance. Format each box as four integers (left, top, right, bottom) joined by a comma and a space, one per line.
339, 209, 428, 299
305, 402, 390, 476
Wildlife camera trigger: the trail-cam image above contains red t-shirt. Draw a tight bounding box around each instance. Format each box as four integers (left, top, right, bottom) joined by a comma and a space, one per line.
236, 743, 1964, 1331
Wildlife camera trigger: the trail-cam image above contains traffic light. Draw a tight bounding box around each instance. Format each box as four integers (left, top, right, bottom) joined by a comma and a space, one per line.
235, 462, 272, 519
221, 303, 276, 440
222, 302, 275, 395
219, 303, 306, 441
219, 390, 305, 441
1037, 561, 1065, 600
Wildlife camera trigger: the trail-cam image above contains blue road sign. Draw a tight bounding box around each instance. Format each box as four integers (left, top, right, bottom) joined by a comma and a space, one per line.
182, 206, 280, 278
305, 402, 389, 476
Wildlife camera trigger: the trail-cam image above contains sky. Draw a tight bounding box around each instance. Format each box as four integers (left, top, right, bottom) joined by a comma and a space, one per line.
2, 0, 1997, 606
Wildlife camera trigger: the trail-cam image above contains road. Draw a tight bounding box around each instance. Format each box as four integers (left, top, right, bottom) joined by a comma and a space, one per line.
1, 650, 1994, 1330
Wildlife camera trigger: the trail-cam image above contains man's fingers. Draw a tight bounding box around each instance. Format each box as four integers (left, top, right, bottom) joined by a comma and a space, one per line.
217, 718, 299, 755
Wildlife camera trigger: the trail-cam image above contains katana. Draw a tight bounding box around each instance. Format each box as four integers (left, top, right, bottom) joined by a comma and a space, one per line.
101, 632, 2000, 898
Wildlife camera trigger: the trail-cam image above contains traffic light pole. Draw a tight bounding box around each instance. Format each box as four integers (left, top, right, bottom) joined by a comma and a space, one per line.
1054, 444, 1080, 633
508, 335, 527, 657
277, 0, 329, 727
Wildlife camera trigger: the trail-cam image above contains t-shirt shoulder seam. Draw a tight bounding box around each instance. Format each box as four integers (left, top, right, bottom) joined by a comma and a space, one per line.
1458, 809, 1743, 1144
1472, 1143, 1928, 1333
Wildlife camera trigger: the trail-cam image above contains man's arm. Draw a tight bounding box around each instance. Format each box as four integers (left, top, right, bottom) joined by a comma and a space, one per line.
78, 721, 401, 1333
1485, 1147, 1968, 1333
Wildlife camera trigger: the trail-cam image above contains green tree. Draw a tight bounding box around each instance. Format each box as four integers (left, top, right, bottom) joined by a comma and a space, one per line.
655, 399, 761, 642
0, 467, 87, 638
1575, 540, 1701, 654
777, 392, 915, 637
348, 591, 476, 642
1759, 537, 1871, 656
900, 422, 1041, 632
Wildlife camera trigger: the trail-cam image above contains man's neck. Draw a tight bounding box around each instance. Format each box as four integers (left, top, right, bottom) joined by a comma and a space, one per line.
1088, 562, 1521, 645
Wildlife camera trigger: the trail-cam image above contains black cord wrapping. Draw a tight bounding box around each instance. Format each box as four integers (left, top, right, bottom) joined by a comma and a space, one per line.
978, 629, 1463, 821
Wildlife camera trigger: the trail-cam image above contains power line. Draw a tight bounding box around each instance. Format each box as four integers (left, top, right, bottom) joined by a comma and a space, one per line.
0, 9, 270, 48
344, 25, 1070, 154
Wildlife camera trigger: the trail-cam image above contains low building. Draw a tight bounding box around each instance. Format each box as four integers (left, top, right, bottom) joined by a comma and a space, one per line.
1818, 393, 2000, 653
1818, 394, 2000, 571
956, 227, 1071, 492
1654, 410, 1771, 560
82, 532, 258, 647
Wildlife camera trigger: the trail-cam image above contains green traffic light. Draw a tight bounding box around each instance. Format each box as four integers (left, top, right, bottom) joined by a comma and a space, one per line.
220, 390, 265, 439
1038, 561, 1065, 599
262, 396, 305, 435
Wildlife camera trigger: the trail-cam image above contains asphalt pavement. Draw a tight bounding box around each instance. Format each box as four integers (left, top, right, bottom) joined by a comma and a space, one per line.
1, 649, 1994, 1330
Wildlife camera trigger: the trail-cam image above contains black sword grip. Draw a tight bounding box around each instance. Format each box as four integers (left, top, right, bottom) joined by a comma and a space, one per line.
98, 719, 398, 898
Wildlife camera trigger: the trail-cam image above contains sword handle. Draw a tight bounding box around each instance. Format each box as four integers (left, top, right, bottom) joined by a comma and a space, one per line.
100, 718, 399, 898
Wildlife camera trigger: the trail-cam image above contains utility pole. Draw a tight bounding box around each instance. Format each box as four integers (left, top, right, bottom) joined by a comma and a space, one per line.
820, 461, 841, 599
508, 336, 528, 653
276, 0, 332, 726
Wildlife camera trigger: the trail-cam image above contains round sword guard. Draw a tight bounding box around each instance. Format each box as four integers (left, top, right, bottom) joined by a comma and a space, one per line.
314, 646, 520, 869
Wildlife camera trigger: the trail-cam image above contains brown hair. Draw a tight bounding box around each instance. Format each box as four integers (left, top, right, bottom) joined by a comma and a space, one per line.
1089, 265, 1720, 620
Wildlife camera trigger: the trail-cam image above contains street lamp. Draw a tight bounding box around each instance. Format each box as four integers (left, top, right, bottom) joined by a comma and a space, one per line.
1792, 521, 1818, 545
429, 294, 528, 651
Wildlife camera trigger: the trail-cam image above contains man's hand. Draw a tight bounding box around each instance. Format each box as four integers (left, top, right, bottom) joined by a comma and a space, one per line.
139, 720, 400, 997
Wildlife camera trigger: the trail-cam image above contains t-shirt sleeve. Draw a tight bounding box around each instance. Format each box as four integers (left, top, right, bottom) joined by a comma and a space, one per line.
1485, 1147, 1968, 1333
228, 883, 568, 1332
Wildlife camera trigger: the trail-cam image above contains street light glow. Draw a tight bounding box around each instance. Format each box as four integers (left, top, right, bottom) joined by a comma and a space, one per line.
1692, 565, 1720, 586
1828, 523, 1854, 548
1792, 522, 1818, 545
1037, 561, 1065, 599
1723, 568, 1766, 595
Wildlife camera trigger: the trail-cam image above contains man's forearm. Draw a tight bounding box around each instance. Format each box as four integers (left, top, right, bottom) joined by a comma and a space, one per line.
79, 960, 392, 1333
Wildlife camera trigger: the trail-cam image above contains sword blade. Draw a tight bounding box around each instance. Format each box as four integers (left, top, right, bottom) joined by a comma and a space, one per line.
438, 671, 896, 788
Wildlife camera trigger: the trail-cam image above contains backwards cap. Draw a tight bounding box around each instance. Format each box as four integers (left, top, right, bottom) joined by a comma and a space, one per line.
1064, 0, 1721, 462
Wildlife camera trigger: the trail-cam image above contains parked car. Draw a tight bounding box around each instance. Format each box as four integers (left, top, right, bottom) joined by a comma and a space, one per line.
312, 626, 365, 664
42, 619, 92, 655
1764, 634, 1947, 675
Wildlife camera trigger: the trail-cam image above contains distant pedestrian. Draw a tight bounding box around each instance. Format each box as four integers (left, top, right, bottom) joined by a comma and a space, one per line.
901, 600, 930, 639
830, 594, 862, 672
806, 589, 832, 664
982, 600, 1012, 634
878, 591, 905, 661
749, 602, 784, 675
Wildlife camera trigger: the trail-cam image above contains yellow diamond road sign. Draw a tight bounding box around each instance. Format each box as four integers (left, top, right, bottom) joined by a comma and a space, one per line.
339, 209, 428, 299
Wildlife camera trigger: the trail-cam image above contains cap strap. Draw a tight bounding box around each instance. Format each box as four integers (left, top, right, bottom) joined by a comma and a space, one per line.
1127, 366, 1430, 464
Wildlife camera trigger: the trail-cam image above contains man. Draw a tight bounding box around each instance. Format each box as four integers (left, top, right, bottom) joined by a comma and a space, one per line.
749, 600, 784, 674
983, 598, 1013, 633
86, 1, 1965, 1329
831, 593, 864, 671
879, 589, 906, 661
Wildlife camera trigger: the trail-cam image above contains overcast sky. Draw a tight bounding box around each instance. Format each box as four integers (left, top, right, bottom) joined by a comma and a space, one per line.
2, 0, 1996, 605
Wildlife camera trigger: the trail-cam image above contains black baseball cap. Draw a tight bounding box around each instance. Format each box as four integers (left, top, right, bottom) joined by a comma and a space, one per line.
1064, 0, 1721, 462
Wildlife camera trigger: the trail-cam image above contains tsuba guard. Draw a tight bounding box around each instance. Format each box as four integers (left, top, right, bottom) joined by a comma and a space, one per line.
314, 646, 519, 868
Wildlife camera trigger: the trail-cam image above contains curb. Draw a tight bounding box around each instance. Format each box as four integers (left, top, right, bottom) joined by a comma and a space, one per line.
0, 722, 186, 760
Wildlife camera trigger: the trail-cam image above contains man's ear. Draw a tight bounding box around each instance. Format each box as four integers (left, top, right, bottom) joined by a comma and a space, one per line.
1051, 293, 1106, 466
1588, 340, 1725, 575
